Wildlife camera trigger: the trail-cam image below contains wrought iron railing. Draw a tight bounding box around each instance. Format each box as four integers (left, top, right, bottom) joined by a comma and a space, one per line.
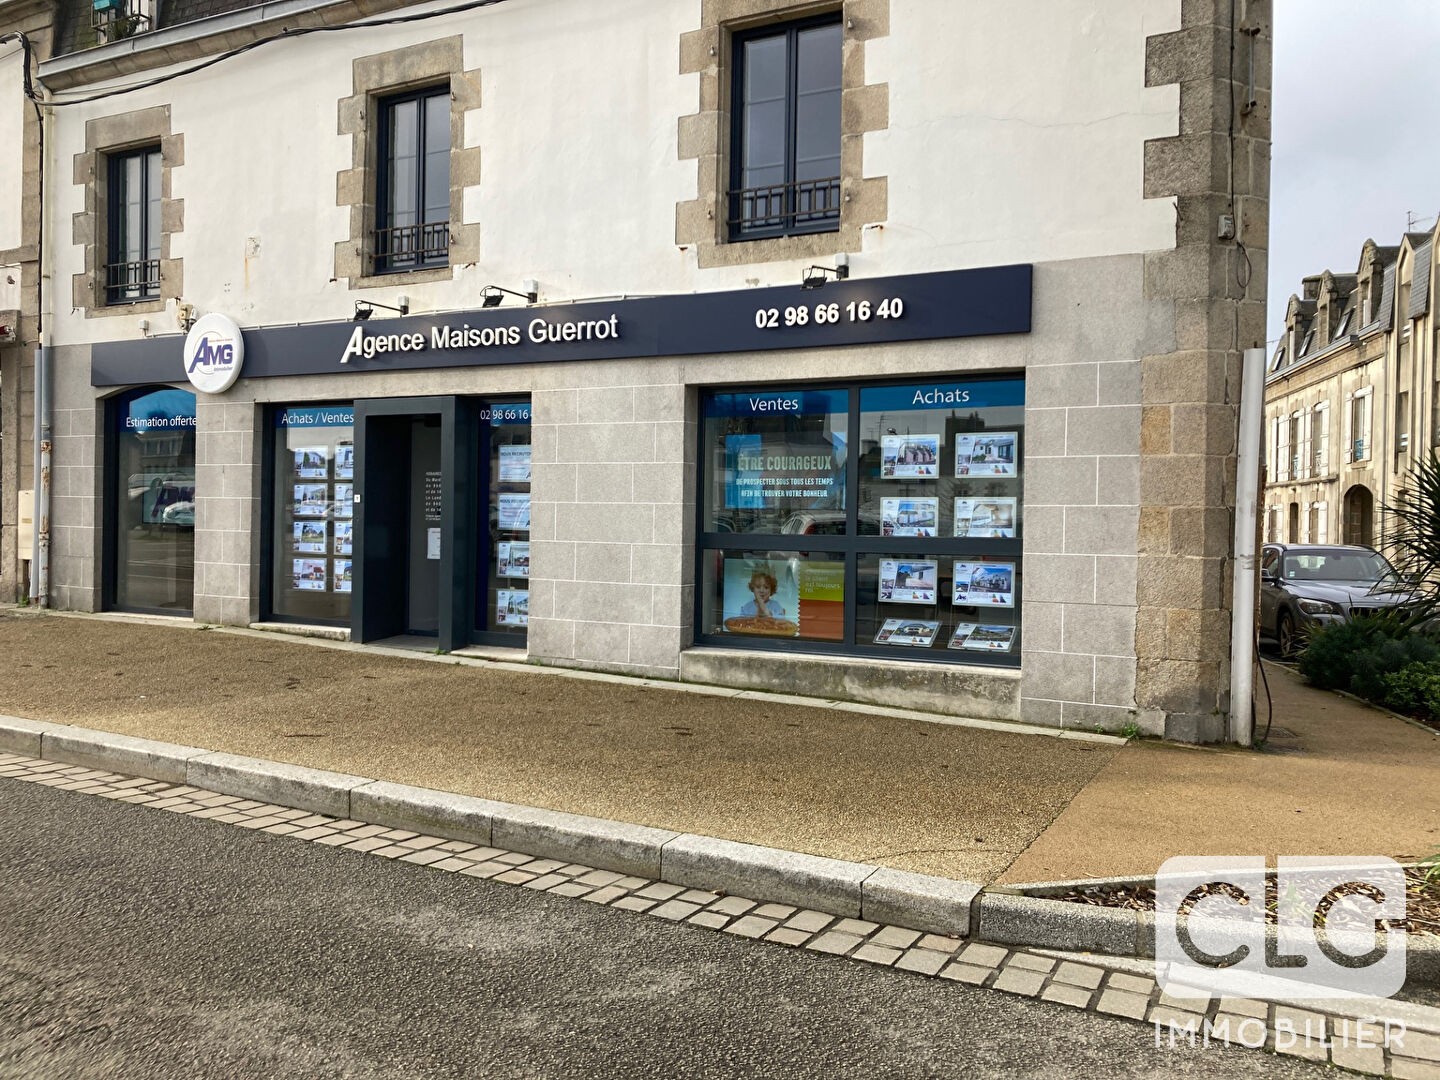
105, 259, 160, 304
373, 221, 450, 273
728, 176, 841, 236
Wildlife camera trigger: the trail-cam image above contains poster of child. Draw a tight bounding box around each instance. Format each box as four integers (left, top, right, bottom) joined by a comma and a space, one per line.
721, 558, 800, 636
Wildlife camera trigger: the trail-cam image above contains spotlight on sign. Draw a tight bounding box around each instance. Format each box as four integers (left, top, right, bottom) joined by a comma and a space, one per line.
482, 284, 539, 308
353, 298, 409, 322
801, 262, 850, 290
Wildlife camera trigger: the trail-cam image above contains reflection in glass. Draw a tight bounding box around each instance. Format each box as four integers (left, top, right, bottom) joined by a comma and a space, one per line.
270, 405, 354, 624
702, 389, 848, 535
114, 387, 196, 613
485, 401, 532, 638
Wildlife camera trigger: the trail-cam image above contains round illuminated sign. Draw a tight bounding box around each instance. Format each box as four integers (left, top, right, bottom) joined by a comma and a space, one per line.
182, 313, 245, 394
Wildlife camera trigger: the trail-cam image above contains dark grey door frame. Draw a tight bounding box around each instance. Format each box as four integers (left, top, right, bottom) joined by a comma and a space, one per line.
352, 395, 477, 652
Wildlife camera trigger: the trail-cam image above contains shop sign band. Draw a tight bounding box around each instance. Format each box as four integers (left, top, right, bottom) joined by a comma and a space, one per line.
92, 266, 1031, 387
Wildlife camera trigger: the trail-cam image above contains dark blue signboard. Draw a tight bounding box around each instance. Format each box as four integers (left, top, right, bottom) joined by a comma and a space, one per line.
92, 265, 1032, 387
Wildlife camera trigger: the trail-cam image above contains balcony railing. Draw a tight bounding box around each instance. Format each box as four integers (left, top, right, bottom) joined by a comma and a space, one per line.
105, 259, 160, 304
728, 176, 841, 238
373, 221, 449, 273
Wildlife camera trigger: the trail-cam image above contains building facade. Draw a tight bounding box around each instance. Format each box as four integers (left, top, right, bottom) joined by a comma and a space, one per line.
0, 0, 1272, 742
1265, 224, 1438, 551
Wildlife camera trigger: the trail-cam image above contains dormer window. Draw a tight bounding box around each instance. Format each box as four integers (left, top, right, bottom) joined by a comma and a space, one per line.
1298, 329, 1315, 357
1334, 310, 1351, 337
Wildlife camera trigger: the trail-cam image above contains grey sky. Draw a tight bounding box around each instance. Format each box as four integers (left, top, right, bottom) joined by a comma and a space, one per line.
1269, 0, 1440, 345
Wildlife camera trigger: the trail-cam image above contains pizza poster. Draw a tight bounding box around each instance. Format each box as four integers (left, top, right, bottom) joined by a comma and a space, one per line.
720, 557, 843, 641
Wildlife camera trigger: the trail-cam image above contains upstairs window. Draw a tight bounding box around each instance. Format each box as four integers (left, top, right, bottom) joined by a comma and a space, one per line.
376, 85, 450, 273
106, 146, 161, 304
728, 15, 842, 241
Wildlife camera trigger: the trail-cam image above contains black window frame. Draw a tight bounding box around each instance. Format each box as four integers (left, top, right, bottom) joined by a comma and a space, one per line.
727, 12, 843, 243
105, 145, 162, 305
374, 83, 452, 274
694, 374, 1025, 669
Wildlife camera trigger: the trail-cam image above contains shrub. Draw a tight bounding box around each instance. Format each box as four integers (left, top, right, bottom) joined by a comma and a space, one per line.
1349, 632, 1440, 702
1381, 660, 1440, 721
1297, 616, 1391, 690
1298, 616, 1440, 699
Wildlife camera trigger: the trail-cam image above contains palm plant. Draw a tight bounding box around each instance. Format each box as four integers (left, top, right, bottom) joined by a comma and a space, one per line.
1379, 452, 1440, 629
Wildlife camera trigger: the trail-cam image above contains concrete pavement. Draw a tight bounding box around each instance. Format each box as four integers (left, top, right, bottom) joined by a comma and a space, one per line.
2, 608, 1437, 888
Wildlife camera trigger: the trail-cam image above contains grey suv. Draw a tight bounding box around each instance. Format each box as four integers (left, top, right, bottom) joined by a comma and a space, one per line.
1259, 543, 1412, 656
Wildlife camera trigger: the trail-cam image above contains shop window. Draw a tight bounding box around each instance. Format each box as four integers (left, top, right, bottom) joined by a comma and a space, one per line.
478, 400, 532, 643
107, 386, 196, 613
267, 405, 355, 624
375, 85, 450, 273
106, 146, 161, 303
728, 15, 842, 241
698, 377, 1024, 666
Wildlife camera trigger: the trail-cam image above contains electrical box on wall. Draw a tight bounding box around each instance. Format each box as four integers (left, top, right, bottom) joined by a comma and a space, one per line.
17, 490, 33, 561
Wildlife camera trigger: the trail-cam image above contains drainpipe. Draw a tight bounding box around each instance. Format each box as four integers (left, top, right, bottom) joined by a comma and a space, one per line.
29, 336, 51, 606
1230, 346, 1266, 745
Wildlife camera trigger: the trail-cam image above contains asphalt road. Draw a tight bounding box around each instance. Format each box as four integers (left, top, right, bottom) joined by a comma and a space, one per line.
0, 779, 1333, 1080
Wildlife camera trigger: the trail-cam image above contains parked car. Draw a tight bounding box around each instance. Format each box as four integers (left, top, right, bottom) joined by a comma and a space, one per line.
1258, 543, 1415, 656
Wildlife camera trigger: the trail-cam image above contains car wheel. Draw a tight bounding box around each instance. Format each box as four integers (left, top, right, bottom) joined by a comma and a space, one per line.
1277, 610, 1298, 658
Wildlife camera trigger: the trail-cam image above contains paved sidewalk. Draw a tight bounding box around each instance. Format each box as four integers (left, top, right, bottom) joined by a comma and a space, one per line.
1001, 660, 1440, 883
0, 610, 1114, 883
3, 610, 1438, 886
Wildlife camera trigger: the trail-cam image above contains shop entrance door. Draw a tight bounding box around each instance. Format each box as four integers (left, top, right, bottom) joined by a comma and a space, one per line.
406, 418, 442, 635
352, 396, 477, 651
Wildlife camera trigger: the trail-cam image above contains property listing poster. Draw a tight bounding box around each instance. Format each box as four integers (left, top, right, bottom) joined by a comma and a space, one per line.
952, 562, 1016, 607
880, 434, 940, 479
293, 447, 329, 479
874, 619, 940, 647
497, 542, 530, 578
333, 521, 353, 556
293, 520, 327, 554
720, 558, 843, 641
948, 623, 1016, 652
497, 589, 529, 626
293, 484, 328, 518
723, 432, 846, 509
292, 558, 327, 592
880, 497, 939, 537
953, 498, 1018, 538
332, 483, 354, 519
878, 559, 938, 604
334, 443, 355, 480
333, 559, 353, 593
954, 432, 1018, 477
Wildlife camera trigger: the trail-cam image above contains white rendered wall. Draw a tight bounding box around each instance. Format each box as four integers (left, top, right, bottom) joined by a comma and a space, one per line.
43, 0, 1180, 347
0, 42, 25, 270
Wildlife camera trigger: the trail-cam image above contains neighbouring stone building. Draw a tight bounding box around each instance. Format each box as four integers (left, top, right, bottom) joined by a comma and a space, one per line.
0, 0, 1272, 742
1265, 222, 1438, 550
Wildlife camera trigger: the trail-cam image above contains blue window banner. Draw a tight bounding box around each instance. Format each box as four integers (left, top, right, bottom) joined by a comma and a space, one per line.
278, 406, 355, 428
723, 431, 848, 510
118, 387, 196, 433
859, 379, 1024, 414
704, 388, 849, 419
